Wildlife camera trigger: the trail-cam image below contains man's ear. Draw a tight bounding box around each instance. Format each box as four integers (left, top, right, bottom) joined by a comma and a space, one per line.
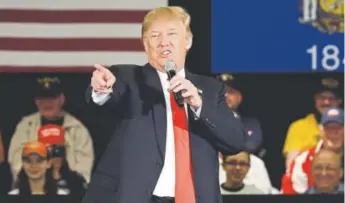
143, 38, 148, 53
186, 35, 193, 50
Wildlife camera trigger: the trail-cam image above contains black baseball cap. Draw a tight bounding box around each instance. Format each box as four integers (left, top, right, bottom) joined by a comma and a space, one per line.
34, 77, 63, 99
218, 73, 242, 93
314, 78, 341, 98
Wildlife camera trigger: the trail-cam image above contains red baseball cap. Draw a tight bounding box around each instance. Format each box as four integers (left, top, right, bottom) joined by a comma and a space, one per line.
37, 124, 65, 146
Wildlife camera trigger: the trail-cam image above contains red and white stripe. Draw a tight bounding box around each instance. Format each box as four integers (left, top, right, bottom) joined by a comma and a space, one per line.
0, 0, 167, 72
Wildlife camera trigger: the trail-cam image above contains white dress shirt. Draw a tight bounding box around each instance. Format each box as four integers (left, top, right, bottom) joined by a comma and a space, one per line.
91, 68, 201, 197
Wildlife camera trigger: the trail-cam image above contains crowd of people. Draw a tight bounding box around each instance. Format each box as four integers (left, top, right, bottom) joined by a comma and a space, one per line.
0, 77, 91, 198
0, 74, 342, 198
218, 75, 344, 195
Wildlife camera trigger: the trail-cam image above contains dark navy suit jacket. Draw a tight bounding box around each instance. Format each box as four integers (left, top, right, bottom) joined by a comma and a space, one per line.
83, 64, 245, 203
241, 117, 263, 153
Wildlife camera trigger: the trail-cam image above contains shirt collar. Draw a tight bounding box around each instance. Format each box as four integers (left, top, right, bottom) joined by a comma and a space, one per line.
307, 183, 344, 194
156, 68, 186, 81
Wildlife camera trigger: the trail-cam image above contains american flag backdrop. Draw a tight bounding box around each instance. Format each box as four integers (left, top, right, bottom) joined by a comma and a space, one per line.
0, 0, 168, 72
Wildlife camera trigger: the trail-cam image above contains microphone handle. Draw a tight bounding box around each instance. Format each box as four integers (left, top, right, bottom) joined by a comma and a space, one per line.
167, 70, 184, 108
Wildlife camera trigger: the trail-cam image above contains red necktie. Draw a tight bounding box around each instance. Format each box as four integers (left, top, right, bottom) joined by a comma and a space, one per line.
170, 93, 196, 203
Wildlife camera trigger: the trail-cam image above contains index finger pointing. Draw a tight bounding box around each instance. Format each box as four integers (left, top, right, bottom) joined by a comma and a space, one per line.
94, 64, 108, 72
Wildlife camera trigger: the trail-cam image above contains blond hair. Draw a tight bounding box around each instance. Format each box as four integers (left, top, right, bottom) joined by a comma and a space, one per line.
141, 6, 192, 37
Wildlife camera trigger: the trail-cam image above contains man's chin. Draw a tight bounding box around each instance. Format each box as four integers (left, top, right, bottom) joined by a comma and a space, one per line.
41, 111, 58, 119
230, 176, 243, 183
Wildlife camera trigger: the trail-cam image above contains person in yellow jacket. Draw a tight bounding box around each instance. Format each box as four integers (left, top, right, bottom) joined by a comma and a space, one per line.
283, 78, 342, 168
8, 77, 94, 183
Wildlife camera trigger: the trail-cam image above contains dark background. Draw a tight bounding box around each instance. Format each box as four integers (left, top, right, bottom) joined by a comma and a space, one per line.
0, 0, 343, 190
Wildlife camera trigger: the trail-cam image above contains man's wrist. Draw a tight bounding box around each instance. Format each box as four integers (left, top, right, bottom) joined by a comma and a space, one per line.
191, 97, 202, 110
93, 86, 113, 94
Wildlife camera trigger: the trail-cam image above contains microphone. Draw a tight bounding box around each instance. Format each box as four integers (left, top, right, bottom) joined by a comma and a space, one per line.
164, 60, 184, 108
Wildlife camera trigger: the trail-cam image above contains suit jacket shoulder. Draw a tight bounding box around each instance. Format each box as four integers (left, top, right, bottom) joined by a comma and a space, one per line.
109, 64, 158, 88
108, 64, 142, 78
108, 64, 142, 71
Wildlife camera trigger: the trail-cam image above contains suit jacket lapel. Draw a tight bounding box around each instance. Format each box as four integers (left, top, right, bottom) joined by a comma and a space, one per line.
185, 70, 198, 88
142, 64, 167, 161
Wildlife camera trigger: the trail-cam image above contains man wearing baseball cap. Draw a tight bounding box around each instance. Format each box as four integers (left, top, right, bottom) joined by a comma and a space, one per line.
8, 77, 94, 183
218, 74, 263, 154
283, 78, 343, 168
217, 74, 278, 194
282, 107, 344, 194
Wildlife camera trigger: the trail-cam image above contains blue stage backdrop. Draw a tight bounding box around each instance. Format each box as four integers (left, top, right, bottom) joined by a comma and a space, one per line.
211, 0, 344, 73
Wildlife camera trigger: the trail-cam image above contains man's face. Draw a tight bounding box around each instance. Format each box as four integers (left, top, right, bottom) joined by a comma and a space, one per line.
143, 18, 191, 72
312, 151, 343, 193
315, 91, 341, 113
35, 94, 64, 118
322, 122, 344, 150
222, 152, 250, 185
225, 87, 242, 110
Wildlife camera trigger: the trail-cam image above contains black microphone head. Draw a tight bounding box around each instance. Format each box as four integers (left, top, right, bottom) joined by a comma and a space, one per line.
164, 60, 176, 73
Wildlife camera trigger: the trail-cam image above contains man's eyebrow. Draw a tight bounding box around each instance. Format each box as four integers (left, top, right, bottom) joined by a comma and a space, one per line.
148, 30, 161, 35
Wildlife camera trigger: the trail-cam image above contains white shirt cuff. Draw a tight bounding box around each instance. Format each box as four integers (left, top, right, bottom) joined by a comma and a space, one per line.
190, 104, 202, 119
91, 90, 111, 105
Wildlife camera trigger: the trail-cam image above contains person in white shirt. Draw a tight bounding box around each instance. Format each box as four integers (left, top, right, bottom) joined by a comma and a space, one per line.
220, 152, 264, 195
219, 153, 278, 194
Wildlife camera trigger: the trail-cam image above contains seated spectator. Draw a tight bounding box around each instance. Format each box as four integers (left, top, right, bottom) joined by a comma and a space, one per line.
281, 107, 344, 194
9, 141, 68, 195
218, 74, 276, 194
219, 74, 263, 153
219, 153, 276, 194
220, 152, 264, 195
282, 78, 342, 168
8, 77, 94, 183
38, 124, 87, 199
0, 134, 12, 195
306, 149, 343, 194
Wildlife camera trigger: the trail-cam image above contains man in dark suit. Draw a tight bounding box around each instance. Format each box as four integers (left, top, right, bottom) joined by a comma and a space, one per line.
83, 6, 245, 203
